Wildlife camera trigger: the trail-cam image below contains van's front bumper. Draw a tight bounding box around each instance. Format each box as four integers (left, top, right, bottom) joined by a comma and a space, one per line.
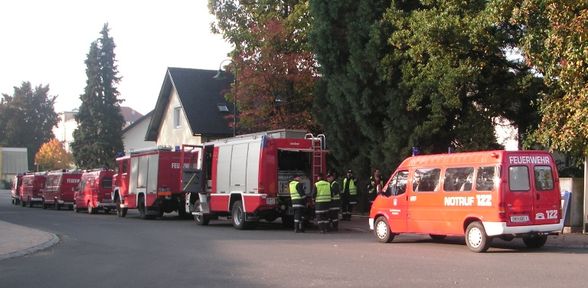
483, 220, 564, 236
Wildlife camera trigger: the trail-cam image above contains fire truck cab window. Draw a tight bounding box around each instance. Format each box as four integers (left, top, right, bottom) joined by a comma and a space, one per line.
509, 166, 530, 191
387, 170, 408, 196
443, 167, 474, 192
413, 168, 440, 192
102, 177, 113, 189
121, 161, 128, 174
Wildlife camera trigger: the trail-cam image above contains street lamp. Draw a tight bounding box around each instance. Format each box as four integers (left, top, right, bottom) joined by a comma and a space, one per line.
214, 59, 237, 137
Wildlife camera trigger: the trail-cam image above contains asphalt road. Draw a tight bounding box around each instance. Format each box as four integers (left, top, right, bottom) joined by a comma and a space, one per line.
1, 190, 587, 288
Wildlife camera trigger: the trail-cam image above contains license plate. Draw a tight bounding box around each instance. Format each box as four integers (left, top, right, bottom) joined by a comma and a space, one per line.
266, 198, 276, 205
510, 215, 530, 223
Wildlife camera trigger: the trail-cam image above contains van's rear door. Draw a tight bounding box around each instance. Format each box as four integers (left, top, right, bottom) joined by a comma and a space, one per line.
530, 157, 561, 225
504, 153, 560, 226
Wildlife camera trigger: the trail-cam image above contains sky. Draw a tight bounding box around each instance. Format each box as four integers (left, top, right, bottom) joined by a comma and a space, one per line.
0, 0, 232, 115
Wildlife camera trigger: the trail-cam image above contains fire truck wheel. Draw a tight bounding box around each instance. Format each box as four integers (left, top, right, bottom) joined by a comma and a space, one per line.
55, 202, 61, 210
429, 234, 447, 241
281, 215, 294, 228
138, 195, 149, 219
465, 221, 491, 253
194, 213, 210, 225
374, 216, 394, 243
21, 199, 26, 207
42, 201, 48, 209
87, 203, 96, 214
28, 198, 33, 208
115, 198, 127, 217
522, 234, 548, 249
232, 200, 248, 230
74, 203, 80, 213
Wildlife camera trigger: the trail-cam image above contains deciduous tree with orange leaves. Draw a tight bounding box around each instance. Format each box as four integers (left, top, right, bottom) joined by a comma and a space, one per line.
35, 138, 73, 171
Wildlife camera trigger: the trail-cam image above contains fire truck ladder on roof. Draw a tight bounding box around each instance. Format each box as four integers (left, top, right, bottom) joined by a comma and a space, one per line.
305, 133, 326, 181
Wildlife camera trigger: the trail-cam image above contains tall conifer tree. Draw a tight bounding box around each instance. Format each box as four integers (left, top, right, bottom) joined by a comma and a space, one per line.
71, 24, 124, 169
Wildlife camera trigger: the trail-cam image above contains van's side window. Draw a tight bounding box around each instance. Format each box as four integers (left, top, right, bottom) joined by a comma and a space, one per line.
387, 170, 408, 196
534, 166, 554, 191
476, 166, 498, 191
413, 168, 440, 192
509, 166, 530, 191
444, 167, 474, 192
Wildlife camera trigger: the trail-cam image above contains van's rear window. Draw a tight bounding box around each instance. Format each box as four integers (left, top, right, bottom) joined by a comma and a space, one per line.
509, 166, 530, 191
534, 166, 554, 190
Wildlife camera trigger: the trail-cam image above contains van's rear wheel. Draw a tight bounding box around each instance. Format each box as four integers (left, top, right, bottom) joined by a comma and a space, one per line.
522, 234, 548, 249
465, 221, 491, 253
374, 216, 394, 243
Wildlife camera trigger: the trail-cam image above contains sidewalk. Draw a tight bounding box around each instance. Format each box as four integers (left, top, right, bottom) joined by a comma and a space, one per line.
0, 220, 59, 261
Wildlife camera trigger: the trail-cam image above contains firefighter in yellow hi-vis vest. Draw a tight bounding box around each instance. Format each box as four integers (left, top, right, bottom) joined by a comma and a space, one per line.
342, 170, 357, 220
289, 175, 307, 233
314, 173, 332, 233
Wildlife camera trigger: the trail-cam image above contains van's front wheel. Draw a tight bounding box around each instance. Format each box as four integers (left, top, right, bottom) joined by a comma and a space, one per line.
465, 221, 491, 253
522, 234, 548, 249
374, 216, 394, 243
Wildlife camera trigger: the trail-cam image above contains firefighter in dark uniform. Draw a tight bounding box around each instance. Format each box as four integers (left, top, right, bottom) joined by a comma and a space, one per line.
327, 172, 341, 231
289, 174, 307, 233
367, 169, 383, 211
342, 170, 358, 220
314, 173, 332, 233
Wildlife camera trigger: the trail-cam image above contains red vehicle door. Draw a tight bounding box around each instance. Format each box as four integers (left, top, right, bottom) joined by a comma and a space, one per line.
383, 170, 410, 232
503, 153, 560, 226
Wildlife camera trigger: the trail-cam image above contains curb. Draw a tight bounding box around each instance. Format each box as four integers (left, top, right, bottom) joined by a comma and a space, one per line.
0, 233, 60, 261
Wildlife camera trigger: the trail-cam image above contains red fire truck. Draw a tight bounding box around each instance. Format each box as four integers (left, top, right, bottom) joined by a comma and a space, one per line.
73, 169, 116, 214
112, 147, 187, 219
369, 150, 563, 252
10, 174, 23, 205
181, 130, 327, 230
41, 170, 82, 210
20, 173, 46, 208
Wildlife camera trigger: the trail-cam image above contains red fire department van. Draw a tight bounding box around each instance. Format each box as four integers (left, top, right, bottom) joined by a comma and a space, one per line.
113, 147, 187, 219
182, 130, 326, 230
73, 169, 116, 214
41, 170, 82, 210
10, 174, 23, 205
20, 173, 46, 208
369, 150, 563, 252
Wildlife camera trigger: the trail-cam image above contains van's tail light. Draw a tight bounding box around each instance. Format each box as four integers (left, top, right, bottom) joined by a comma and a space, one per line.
498, 201, 507, 221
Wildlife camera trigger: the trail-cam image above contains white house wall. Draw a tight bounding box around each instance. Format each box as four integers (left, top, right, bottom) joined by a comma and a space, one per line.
123, 114, 155, 152
156, 87, 202, 147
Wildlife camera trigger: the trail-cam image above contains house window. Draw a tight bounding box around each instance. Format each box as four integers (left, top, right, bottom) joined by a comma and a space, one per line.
217, 103, 229, 112
174, 106, 181, 128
